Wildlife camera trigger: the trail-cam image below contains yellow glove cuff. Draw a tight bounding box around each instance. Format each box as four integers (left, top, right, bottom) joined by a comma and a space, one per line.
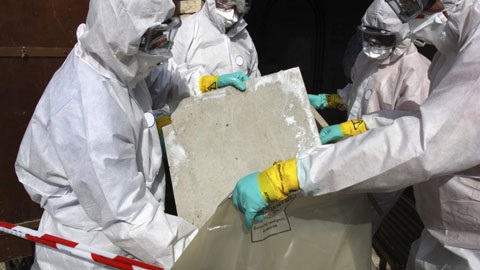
258, 158, 299, 202
339, 119, 368, 136
199, 75, 220, 93
156, 115, 172, 134
325, 94, 345, 110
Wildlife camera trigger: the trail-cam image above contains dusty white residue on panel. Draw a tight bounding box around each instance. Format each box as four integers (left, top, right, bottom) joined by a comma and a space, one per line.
295, 126, 309, 151
250, 74, 275, 90
284, 116, 296, 125
165, 133, 188, 187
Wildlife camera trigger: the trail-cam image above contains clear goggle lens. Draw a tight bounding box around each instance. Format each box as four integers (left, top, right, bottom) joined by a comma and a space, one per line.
139, 17, 182, 54
386, 0, 433, 23
359, 25, 396, 50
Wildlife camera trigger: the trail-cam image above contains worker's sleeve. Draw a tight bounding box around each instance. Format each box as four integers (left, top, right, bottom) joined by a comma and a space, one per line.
149, 45, 209, 97
336, 83, 352, 105
146, 59, 192, 110
362, 109, 417, 129
173, 62, 209, 96
296, 34, 480, 195
49, 81, 196, 267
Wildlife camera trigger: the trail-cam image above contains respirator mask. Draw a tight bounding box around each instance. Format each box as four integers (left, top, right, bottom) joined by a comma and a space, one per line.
359, 25, 396, 60
215, 0, 252, 29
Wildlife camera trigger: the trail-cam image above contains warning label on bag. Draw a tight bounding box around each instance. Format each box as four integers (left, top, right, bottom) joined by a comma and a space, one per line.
250, 194, 296, 242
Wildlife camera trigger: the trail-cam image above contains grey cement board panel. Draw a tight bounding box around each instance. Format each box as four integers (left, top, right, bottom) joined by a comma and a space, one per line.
164, 67, 321, 228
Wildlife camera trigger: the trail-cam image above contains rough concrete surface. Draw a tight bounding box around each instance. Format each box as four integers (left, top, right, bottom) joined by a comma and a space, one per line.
164, 67, 321, 228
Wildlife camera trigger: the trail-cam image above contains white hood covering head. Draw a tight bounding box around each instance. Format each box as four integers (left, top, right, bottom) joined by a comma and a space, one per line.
362, 0, 412, 63
205, 0, 247, 34
77, 0, 175, 85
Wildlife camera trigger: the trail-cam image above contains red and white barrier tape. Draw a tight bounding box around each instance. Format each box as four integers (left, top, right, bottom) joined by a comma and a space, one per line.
0, 221, 164, 270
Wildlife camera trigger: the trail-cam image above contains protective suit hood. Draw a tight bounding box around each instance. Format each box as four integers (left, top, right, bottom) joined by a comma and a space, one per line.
204, 0, 248, 37
77, 0, 175, 86
439, 0, 480, 46
362, 0, 412, 64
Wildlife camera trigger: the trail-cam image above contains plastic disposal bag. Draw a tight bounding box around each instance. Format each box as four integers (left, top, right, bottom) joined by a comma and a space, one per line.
173, 192, 372, 270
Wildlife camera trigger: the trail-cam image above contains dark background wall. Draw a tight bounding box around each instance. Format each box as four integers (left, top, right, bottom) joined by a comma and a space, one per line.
0, 1, 89, 261
245, 0, 373, 124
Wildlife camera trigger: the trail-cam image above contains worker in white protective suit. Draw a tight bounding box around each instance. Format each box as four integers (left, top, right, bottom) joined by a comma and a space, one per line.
231, 0, 480, 269
168, 0, 260, 94
14, 1, 200, 269
309, 0, 431, 233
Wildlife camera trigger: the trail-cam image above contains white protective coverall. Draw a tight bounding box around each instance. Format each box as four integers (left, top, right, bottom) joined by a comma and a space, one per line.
339, 0, 431, 234
296, 0, 480, 268
15, 1, 197, 269
170, 0, 261, 94
339, 2, 430, 121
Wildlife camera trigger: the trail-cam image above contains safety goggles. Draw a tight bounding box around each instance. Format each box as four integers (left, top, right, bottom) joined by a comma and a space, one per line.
215, 0, 252, 15
139, 17, 182, 55
359, 25, 396, 50
386, 0, 437, 23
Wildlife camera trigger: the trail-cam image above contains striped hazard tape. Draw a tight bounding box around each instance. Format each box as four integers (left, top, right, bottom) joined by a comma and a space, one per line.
0, 221, 165, 270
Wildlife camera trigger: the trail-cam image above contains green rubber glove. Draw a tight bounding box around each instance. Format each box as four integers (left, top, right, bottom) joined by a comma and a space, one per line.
309, 93, 345, 110
320, 119, 368, 144
308, 94, 328, 109
320, 124, 344, 144
232, 172, 268, 229
232, 159, 299, 229
218, 71, 250, 91
199, 72, 250, 93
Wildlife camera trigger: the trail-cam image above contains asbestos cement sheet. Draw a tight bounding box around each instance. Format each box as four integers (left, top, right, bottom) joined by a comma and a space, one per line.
164, 67, 321, 228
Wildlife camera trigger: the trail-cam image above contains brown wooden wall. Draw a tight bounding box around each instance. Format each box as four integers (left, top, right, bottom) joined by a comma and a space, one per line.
0, 0, 179, 262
